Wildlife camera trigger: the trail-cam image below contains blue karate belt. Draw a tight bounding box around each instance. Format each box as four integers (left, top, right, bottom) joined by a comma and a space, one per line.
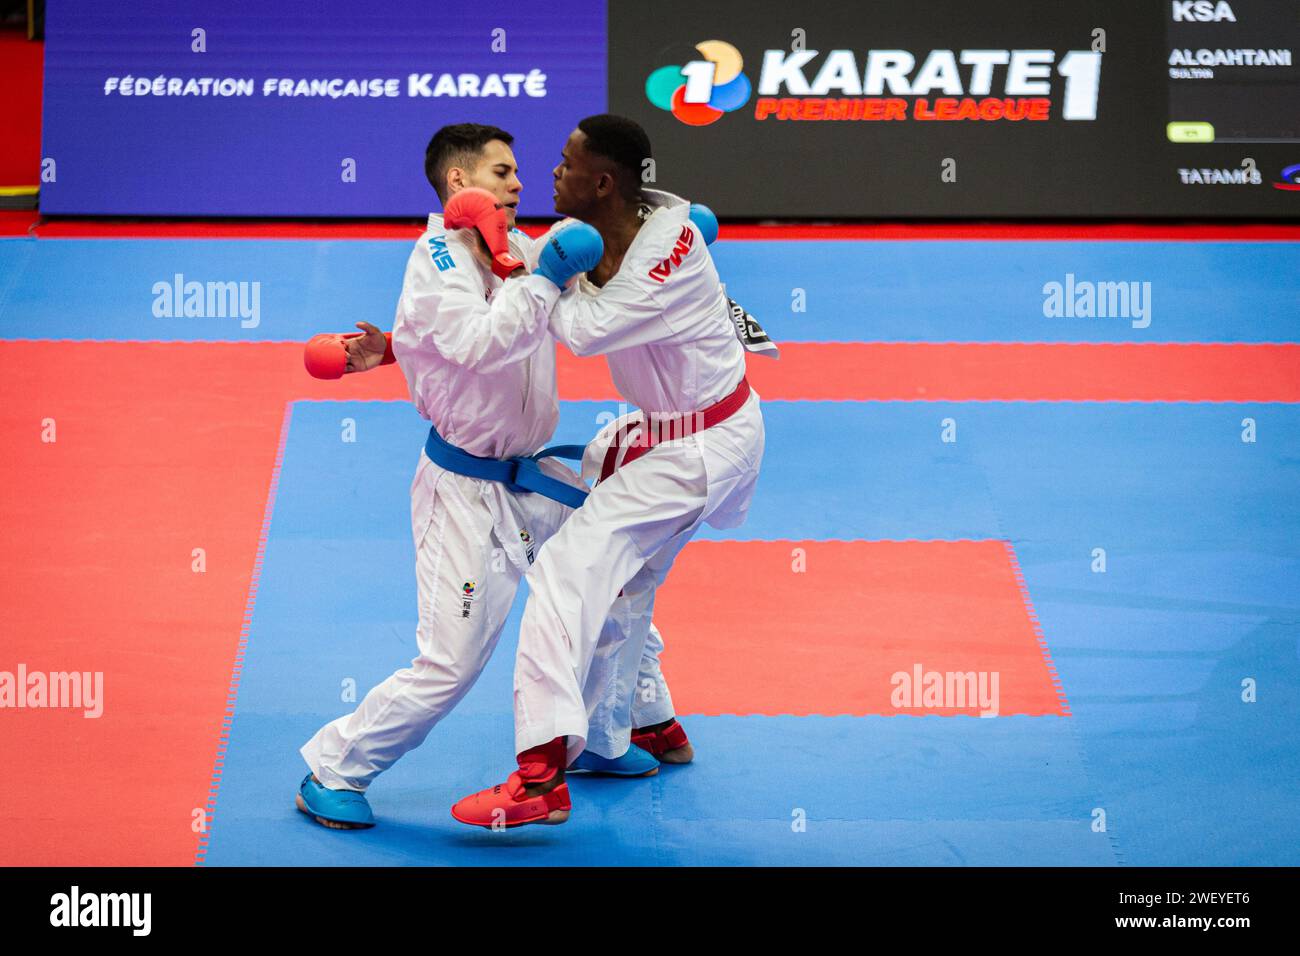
424, 422, 589, 509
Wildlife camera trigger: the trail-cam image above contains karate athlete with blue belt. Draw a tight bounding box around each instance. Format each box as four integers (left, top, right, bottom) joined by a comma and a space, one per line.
294, 124, 690, 830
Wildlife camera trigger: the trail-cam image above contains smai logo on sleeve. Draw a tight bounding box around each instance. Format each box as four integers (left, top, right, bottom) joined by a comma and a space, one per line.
647, 225, 695, 283
428, 234, 456, 271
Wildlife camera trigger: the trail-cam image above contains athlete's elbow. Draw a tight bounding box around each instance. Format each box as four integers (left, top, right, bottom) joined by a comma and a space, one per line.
563, 329, 601, 357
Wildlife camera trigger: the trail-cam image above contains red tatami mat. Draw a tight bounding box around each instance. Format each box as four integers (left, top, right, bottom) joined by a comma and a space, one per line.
1, 345, 301, 864
651, 540, 1067, 717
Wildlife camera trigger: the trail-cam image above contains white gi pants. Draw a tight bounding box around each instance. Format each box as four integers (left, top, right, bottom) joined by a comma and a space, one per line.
301, 451, 675, 792
514, 391, 765, 764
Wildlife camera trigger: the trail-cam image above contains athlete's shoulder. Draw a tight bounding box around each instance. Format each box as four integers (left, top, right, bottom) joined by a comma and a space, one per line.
404, 222, 476, 294
636, 192, 694, 249
626, 204, 707, 288
641, 188, 689, 212
413, 212, 477, 274
406, 234, 459, 283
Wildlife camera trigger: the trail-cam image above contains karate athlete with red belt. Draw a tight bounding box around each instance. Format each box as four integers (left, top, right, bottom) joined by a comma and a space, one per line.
294, 124, 688, 831
451, 115, 770, 829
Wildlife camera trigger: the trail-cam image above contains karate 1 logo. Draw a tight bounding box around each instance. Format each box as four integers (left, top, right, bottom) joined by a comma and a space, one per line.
645, 40, 752, 126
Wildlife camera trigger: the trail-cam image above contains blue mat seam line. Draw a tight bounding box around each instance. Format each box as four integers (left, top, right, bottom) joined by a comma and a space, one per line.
973, 438, 1126, 866
194, 400, 295, 866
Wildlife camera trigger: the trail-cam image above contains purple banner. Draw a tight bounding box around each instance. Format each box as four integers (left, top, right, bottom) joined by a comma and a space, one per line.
41, 0, 607, 216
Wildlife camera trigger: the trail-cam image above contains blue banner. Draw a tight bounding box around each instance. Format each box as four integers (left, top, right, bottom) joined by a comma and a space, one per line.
41, 0, 607, 216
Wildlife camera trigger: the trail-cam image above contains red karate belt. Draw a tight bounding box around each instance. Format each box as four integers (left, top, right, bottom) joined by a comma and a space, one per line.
599, 376, 751, 483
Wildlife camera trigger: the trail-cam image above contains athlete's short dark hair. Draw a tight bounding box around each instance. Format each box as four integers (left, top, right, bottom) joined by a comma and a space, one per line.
577, 114, 652, 200
424, 123, 514, 201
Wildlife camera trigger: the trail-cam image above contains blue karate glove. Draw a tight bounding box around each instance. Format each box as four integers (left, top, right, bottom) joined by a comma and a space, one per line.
535, 223, 604, 290
688, 203, 719, 245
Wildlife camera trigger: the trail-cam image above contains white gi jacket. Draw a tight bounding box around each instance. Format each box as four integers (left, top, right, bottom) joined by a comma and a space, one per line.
391, 214, 565, 572
535, 190, 762, 530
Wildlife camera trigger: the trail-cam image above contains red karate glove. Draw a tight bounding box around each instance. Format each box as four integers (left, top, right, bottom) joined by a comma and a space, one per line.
443, 187, 524, 280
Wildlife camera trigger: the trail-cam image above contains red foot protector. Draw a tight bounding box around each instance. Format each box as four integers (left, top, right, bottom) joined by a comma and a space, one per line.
631, 719, 690, 756
451, 737, 570, 828
450, 772, 571, 829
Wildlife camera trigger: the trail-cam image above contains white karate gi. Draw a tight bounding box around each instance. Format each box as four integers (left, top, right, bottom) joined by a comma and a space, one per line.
513, 191, 765, 764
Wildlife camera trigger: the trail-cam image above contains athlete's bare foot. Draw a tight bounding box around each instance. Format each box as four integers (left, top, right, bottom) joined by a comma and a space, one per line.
509, 738, 566, 822
523, 769, 566, 798
634, 719, 695, 764
521, 772, 569, 824
658, 741, 694, 764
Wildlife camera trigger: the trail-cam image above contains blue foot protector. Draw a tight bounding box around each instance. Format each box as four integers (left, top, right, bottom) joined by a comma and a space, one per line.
296, 773, 376, 828
568, 748, 660, 777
